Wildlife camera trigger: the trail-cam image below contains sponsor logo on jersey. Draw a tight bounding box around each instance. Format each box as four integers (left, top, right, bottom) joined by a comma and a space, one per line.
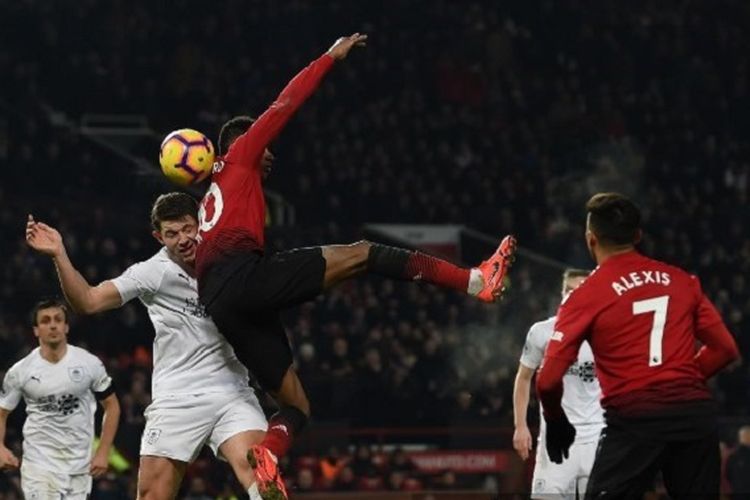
68, 367, 84, 383
550, 330, 564, 342
38, 394, 81, 415
183, 297, 209, 319
567, 360, 597, 382
30, 375, 41, 383
58, 394, 81, 415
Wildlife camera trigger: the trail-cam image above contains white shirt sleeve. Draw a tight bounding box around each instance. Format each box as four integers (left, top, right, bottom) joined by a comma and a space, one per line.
109, 259, 164, 304
519, 323, 545, 370
0, 366, 23, 411
89, 358, 113, 394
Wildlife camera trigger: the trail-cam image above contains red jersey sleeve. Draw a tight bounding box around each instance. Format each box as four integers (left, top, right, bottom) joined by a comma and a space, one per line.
536, 285, 596, 419
691, 277, 740, 377
226, 53, 335, 167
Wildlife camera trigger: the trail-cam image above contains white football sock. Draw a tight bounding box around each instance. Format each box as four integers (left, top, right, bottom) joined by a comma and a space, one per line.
467, 268, 484, 295
247, 483, 262, 500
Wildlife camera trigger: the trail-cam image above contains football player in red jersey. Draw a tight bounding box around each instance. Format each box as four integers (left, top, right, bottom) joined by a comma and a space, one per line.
536, 192, 739, 499
194, 34, 517, 498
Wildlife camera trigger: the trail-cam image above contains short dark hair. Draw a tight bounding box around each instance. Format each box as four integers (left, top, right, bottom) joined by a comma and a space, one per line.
150, 192, 199, 231
586, 192, 641, 245
31, 298, 68, 326
218, 116, 255, 156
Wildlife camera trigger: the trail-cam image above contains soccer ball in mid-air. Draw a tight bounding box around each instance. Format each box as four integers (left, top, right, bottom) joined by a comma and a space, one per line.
159, 129, 215, 186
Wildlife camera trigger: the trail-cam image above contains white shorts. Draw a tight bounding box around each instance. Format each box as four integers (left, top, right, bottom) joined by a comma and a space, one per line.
21, 461, 91, 500
140, 389, 267, 463
531, 438, 598, 499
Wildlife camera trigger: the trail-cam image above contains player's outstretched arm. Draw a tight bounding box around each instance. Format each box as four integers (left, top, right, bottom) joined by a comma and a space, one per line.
26, 216, 122, 314
0, 408, 20, 471
231, 33, 367, 164
512, 364, 534, 461
91, 393, 120, 478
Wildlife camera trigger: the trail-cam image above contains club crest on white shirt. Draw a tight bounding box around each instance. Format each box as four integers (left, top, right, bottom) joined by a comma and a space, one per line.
68, 366, 84, 383
146, 428, 162, 445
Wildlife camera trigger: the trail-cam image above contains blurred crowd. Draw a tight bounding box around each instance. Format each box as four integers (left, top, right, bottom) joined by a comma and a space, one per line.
2, 0, 750, 496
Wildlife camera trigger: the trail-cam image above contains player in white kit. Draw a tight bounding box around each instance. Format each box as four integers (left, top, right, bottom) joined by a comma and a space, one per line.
512, 269, 604, 499
0, 299, 120, 500
26, 193, 268, 500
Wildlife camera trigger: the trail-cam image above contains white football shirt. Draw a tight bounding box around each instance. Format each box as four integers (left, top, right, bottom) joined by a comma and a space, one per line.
521, 316, 604, 443
0, 345, 112, 474
110, 247, 249, 398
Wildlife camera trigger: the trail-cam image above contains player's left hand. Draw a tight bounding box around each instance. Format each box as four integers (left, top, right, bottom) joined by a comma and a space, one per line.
25, 215, 65, 258
89, 449, 109, 478
327, 33, 368, 60
545, 412, 576, 464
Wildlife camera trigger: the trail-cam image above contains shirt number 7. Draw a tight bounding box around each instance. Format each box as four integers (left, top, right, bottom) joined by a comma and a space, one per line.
633, 295, 670, 367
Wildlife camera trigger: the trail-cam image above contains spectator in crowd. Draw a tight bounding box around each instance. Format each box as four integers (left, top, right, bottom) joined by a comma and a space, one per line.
727, 426, 750, 496
333, 466, 357, 491
294, 468, 316, 494
183, 477, 212, 500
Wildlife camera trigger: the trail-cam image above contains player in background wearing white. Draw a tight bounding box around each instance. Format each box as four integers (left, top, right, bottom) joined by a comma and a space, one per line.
512, 269, 604, 499
26, 193, 268, 500
0, 299, 120, 500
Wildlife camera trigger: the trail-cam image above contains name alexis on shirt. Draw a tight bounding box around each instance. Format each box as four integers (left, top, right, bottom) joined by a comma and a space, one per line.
611, 270, 671, 296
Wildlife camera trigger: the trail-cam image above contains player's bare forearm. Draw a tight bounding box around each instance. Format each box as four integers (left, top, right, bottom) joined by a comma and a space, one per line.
513, 365, 533, 428
52, 250, 96, 313
512, 365, 535, 460
52, 252, 121, 314
0, 409, 19, 470
98, 394, 120, 454
0, 408, 9, 445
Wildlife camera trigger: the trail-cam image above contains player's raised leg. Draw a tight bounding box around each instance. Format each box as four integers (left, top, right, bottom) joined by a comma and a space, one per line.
249, 369, 306, 500
321, 235, 517, 302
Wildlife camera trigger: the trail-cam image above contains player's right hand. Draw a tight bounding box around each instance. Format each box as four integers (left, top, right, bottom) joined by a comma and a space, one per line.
513, 426, 533, 461
545, 413, 576, 464
0, 445, 20, 470
327, 33, 367, 60
25, 215, 64, 257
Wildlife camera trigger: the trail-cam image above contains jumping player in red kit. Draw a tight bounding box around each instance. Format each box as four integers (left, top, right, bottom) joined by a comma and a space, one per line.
194, 34, 517, 498
536, 193, 739, 499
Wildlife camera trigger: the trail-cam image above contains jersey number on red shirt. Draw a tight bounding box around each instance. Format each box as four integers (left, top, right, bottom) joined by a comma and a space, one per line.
198, 182, 224, 237
632, 295, 670, 367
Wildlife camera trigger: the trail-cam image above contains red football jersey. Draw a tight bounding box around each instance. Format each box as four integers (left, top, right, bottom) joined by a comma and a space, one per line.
544, 251, 728, 411
195, 54, 334, 280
